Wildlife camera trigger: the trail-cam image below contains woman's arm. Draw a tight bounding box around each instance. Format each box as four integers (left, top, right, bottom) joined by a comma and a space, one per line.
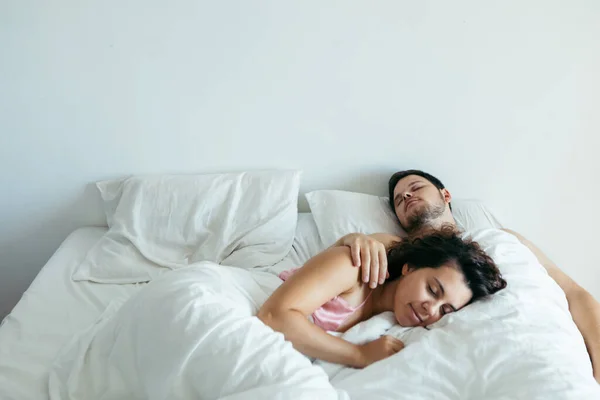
258, 246, 396, 367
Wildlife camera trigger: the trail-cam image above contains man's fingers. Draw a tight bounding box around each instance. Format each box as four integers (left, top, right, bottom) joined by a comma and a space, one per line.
361, 247, 371, 283
378, 245, 387, 284
351, 243, 361, 267
369, 247, 379, 288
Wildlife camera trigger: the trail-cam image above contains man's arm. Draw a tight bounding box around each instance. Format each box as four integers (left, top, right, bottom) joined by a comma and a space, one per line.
331, 233, 401, 288
502, 228, 600, 383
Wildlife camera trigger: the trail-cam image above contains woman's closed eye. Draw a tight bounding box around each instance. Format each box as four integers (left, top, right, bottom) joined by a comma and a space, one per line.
429, 284, 454, 316
428, 284, 438, 297
441, 305, 454, 316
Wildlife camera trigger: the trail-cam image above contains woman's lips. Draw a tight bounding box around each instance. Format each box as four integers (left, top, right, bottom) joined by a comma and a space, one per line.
409, 304, 422, 325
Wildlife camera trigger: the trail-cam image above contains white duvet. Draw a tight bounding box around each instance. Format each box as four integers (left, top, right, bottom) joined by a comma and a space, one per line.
49, 229, 600, 399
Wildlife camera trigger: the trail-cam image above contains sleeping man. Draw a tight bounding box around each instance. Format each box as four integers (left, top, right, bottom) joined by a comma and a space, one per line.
331, 169, 600, 383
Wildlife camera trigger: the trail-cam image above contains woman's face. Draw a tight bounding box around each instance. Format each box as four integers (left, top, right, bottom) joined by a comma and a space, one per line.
393, 263, 473, 327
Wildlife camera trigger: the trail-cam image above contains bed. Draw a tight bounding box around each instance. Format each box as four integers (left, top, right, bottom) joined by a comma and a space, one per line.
1, 171, 598, 399
0, 227, 136, 399
0, 214, 322, 400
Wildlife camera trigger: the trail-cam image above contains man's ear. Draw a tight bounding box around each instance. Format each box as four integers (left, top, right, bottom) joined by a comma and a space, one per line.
441, 188, 452, 205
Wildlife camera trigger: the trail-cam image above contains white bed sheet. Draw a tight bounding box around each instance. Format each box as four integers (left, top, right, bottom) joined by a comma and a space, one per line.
0, 227, 142, 400
0, 214, 320, 400
47, 229, 600, 399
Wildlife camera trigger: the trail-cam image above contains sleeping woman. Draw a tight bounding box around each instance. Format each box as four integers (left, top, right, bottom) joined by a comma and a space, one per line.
257, 226, 506, 368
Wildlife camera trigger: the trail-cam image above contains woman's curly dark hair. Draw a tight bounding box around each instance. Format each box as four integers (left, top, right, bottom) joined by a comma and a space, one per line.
387, 225, 507, 302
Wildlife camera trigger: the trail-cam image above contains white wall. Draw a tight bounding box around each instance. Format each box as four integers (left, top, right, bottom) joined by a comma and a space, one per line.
1, 1, 599, 318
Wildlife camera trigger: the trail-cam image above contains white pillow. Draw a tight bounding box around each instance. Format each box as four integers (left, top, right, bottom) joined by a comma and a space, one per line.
267, 213, 326, 275
452, 199, 503, 232
73, 170, 301, 283
305, 190, 502, 246
290, 213, 326, 265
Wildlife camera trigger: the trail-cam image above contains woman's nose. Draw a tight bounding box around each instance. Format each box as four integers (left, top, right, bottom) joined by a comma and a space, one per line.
423, 300, 440, 317
422, 301, 432, 316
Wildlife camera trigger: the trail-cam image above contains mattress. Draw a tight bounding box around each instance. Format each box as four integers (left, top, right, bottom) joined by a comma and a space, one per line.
0, 214, 321, 400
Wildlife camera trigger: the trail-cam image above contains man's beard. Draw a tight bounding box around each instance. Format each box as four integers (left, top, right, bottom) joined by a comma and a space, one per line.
404, 195, 446, 234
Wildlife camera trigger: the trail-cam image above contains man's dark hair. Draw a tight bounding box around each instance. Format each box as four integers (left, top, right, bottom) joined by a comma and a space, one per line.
388, 169, 452, 211
386, 226, 507, 302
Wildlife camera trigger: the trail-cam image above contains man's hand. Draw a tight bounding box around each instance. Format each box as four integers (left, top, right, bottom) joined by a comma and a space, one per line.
340, 233, 388, 288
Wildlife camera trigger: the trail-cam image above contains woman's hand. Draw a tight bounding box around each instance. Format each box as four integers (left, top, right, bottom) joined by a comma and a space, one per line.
341, 233, 389, 288
356, 335, 405, 368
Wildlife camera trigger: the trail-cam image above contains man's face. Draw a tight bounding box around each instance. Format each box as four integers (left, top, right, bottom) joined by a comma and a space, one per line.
392, 175, 451, 233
